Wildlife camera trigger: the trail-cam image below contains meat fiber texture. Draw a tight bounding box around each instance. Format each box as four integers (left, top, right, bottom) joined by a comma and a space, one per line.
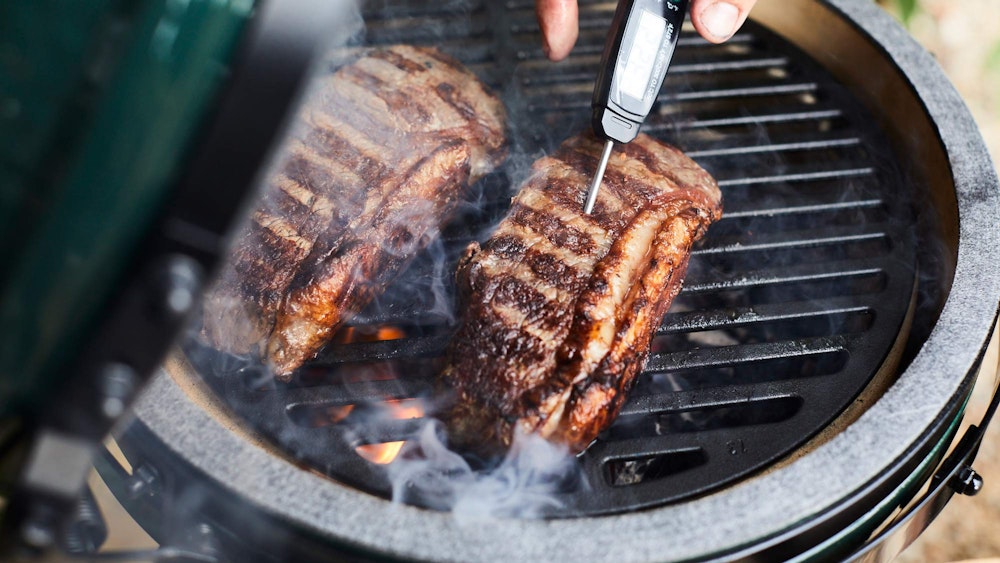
442, 132, 722, 454
202, 45, 507, 379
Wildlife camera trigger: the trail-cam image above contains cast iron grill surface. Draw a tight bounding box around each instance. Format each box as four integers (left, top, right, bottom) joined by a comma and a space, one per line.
187, 0, 916, 516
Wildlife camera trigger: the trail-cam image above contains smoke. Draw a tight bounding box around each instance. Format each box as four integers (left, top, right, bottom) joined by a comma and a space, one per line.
387, 420, 585, 520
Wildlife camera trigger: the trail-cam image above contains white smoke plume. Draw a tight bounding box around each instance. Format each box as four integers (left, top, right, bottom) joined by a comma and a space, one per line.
387, 420, 586, 520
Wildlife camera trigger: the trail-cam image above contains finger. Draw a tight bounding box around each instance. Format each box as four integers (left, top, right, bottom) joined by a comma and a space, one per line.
536, 0, 579, 61
690, 0, 756, 43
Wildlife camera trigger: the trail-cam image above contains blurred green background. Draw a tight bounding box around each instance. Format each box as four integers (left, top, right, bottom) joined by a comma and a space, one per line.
878, 1, 1000, 561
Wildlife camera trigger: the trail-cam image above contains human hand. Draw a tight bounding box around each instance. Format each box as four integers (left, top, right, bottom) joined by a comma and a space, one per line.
536, 0, 757, 61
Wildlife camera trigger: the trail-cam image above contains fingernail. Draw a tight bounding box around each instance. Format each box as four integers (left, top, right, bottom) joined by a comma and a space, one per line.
701, 2, 740, 40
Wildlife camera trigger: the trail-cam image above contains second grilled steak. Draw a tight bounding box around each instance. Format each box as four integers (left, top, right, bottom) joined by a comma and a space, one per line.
202, 45, 507, 379
441, 132, 721, 454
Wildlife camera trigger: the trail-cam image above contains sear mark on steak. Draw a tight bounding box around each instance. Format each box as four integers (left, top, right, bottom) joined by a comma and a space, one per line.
201, 45, 507, 379
441, 132, 722, 455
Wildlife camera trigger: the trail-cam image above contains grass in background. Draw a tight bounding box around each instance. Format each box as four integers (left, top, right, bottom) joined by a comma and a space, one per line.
878, 0, 919, 27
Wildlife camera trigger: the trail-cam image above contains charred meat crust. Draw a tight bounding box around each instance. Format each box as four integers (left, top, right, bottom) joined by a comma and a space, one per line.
442, 132, 721, 454
201, 45, 507, 378
266, 140, 472, 374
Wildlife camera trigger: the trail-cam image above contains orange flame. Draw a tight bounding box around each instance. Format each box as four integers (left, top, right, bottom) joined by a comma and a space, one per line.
375, 326, 406, 340
356, 441, 406, 464
335, 325, 407, 344
353, 399, 425, 465
324, 404, 355, 425
384, 398, 425, 420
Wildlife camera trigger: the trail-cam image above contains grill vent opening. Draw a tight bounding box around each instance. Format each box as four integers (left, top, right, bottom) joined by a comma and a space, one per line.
606, 449, 709, 487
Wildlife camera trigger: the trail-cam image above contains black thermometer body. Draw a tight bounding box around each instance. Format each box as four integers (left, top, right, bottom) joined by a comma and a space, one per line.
592, 0, 689, 144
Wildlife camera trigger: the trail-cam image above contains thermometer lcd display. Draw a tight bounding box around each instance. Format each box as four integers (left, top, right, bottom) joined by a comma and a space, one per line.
619, 8, 667, 101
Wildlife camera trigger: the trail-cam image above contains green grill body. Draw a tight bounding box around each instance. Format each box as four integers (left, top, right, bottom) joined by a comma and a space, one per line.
0, 0, 254, 413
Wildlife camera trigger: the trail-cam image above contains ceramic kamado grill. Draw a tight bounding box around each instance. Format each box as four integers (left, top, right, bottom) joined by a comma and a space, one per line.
1, 0, 998, 561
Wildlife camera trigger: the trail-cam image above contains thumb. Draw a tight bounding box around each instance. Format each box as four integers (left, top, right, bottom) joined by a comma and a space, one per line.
691, 0, 756, 43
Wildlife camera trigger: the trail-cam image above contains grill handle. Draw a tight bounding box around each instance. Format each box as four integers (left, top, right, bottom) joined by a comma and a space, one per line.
844, 373, 1000, 562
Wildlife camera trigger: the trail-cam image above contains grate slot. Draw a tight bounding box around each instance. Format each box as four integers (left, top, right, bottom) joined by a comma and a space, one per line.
513, 32, 755, 61
653, 310, 872, 353
655, 108, 844, 130
659, 300, 872, 335
365, 14, 491, 41
712, 183, 885, 215
687, 136, 862, 158
721, 198, 884, 220
607, 396, 804, 440
711, 206, 887, 239
715, 166, 873, 187
663, 82, 819, 102
681, 261, 886, 293
620, 382, 818, 418
671, 57, 791, 74
281, 378, 434, 406
605, 449, 709, 487
529, 73, 817, 106
695, 225, 888, 254
526, 80, 819, 110
340, 419, 425, 445
644, 335, 849, 372
585, 429, 766, 461
693, 234, 890, 273
521, 57, 791, 87
286, 403, 358, 428
313, 334, 450, 365
636, 351, 850, 395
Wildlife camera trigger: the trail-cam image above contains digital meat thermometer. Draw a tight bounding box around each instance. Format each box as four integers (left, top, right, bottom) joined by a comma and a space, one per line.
585, 0, 689, 214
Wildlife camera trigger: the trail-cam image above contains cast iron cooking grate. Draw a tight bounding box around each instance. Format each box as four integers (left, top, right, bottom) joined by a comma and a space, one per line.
186, 0, 916, 516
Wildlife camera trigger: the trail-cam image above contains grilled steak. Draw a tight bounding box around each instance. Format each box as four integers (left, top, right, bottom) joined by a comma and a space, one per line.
441, 132, 721, 454
202, 45, 507, 379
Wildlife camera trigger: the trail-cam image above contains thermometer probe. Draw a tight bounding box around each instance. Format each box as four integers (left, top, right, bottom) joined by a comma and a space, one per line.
586, 0, 690, 214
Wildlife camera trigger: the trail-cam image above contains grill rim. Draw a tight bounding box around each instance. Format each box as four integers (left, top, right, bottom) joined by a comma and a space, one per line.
191, 1, 923, 515
127, 0, 1000, 560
